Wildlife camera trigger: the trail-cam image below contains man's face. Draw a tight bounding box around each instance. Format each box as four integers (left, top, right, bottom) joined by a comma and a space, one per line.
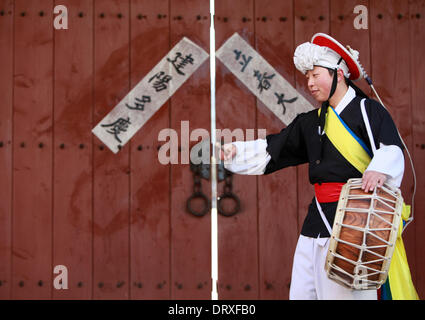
306, 66, 333, 103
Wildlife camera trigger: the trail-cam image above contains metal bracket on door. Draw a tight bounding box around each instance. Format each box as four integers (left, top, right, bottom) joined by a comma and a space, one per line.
186, 139, 241, 217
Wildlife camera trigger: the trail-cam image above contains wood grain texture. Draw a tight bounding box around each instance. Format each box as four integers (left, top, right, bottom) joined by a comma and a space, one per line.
129, 0, 171, 299
170, 0, 211, 299
255, 0, 298, 300
0, 0, 13, 299
93, 0, 130, 299
53, 0, 93, 299
215, 0, 260, 300
13, 0, 54, 299
409, 0, 425, 299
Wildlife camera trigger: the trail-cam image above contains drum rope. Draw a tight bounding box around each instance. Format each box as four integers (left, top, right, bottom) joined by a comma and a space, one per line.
327, 179, 402, 289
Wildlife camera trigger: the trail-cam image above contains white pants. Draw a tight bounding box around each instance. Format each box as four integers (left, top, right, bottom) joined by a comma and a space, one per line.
289, 235, 377, 300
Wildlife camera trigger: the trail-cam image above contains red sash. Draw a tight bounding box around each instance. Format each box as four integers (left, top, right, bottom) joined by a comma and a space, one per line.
314, 182, 344, 203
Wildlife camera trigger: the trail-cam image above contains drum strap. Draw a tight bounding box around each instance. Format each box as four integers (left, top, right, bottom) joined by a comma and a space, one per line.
360, 99, 377, 154
315, 197, 333, 236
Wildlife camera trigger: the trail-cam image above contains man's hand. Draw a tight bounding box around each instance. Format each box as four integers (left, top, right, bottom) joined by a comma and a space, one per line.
362, 170, 387, 192
219, 143, 237, 161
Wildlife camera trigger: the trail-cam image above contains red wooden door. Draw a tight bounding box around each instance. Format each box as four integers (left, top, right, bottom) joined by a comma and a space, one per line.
12, 0, 54, 299
129, 0, 171, 300
410, 0, 425, 300
0, 0, 423, 300
0, 0, 13, 299
215, 0, 259, 300
53, 0, 93, 299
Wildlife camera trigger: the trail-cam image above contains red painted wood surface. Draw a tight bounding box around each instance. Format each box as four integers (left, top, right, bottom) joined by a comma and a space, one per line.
93, 0, 131, 299
129, 0, 171, 299
0, 0, 423, 300
215, 0, 260, 299
12, 0, 54, 299
170, 0, 211, 299
53, 0, 93, 299
0, 0, 13, 299
255, 0, 298, 299
409, 0, 424, 299
370, 0, 416, 286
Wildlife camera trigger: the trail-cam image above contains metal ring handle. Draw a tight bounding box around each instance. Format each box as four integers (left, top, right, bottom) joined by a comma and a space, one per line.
217, 193, 241, 217
186, 192, 210, 217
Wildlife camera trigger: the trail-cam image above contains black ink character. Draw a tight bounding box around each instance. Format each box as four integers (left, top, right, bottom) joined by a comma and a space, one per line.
274, 92, 298, 115
253, 70, 275, 93
126, 95, 151, 111
149, 71, 172, 92
101, 117, 131, 143
233, 49, 252, 73
167, 52, 194, 76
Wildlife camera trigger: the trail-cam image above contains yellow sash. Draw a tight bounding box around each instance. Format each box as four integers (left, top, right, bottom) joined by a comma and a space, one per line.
319, 106, 372, 173
319, 106, 419, 299
388, 204, 419, 299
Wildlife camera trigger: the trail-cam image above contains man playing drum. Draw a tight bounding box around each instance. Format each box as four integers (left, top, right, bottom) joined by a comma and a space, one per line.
219, 33, 405, 300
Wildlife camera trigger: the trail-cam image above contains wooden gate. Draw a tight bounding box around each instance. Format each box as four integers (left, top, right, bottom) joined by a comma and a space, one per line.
0, 0, 424, 300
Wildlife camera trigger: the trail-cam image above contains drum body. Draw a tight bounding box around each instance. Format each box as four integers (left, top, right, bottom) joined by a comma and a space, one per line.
326, 178, 403, 290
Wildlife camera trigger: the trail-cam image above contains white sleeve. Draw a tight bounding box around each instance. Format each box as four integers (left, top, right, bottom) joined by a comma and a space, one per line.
223, 139, 271, 175
365, 143, 404, 188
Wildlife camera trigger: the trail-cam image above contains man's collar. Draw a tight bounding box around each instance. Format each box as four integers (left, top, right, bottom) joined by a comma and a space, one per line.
334, 86, 356, 115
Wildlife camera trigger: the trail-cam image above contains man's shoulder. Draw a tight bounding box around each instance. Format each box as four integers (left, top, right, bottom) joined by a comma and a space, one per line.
291, 108, 319, 123
363, 97, 392, 118
346, 96, 387, 115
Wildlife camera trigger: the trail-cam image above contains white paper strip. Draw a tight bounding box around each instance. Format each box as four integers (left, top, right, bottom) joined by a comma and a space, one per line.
216, 32, 314, 125
92, 37, 209, 153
